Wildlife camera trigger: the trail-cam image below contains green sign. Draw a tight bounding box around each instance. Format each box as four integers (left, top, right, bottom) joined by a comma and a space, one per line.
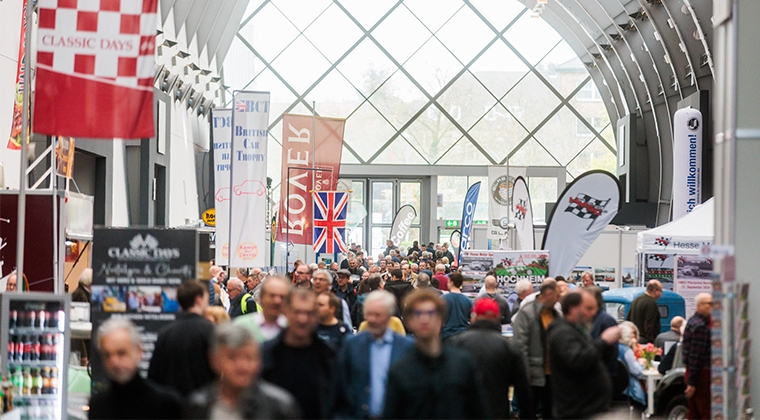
474, 220, 488, 225
445, 220, 459, 227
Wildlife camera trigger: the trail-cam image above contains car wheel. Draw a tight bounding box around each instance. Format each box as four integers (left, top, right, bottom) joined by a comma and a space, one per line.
665, 395, 688, 420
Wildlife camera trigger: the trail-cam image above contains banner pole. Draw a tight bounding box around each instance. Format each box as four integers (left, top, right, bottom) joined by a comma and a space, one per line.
16, 0, 33, 287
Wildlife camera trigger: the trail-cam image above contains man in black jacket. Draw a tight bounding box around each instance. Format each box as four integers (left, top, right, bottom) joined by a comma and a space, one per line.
626, 280, 663, 343
383, 289, 489, 419
227, 278, 254, 319
547, 290, 620, 419
448, 298, 533, 419
148, 280, 216, 397
384, 268, 414, 316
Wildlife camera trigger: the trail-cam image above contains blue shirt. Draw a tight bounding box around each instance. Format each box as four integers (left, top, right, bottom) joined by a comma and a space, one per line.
441, 292, 473, 340
369, 328, 394, 416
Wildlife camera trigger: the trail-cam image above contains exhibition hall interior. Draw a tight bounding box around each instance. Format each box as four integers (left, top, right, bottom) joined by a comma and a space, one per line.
0, 0, 757, 419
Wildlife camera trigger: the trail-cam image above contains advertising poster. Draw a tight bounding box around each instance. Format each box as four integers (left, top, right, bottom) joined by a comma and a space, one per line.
675, 255, 713, 317
486, 165, 510, 241
55, 136, 75, 178
89, 228, 198, 390
622, 267, 636, 287
493, 251, 549, 287
460, 250, 494, 279
571, 266, 592, 284
645, 253, 675, 290
595, 267, 616, 284
211, 109, 232, 265
458, 182, 481, 264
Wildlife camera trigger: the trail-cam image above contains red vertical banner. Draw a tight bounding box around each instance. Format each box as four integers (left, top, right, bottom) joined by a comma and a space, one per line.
277, 114, 345, 245
7, 0, 28, 150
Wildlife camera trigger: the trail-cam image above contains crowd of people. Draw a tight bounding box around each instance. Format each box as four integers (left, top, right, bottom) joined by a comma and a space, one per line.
88, 241, 713, 420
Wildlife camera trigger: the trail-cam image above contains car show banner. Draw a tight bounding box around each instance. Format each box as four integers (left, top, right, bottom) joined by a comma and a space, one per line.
542, 170, 621, 277
34, 0, 158, 139
312, 191, 348, 254
389, 205, 417, 248
7, 0, 28, 150
460, 250, 494, 279
276, 115, 345, 246
229, 91, 270, 267
511, 176, 534, 250
493, 251, 549, 287
458, 182, 481, 265
89, 228, 197, 390
487, 165, 510, 240
211, 109, 232, 265
672, 107, 702, 220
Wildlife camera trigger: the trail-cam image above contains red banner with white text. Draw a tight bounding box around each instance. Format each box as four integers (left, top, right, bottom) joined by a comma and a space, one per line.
276, 114, 345, 245
33, 0, 157, 139
8, 0, 28, 150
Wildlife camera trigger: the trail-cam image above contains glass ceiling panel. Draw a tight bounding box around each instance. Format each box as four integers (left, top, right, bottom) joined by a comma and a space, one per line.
509, 138, 559, 166
469, 103, 529, 163
343, 101, 398, 160
403, 0, 462, 33
269, 35, 332, 93
436, 137, 491, 165
338, 0, 397, 30
403, 37, 462, 96
249, 68, 297, 123
536, 41, 580, 94
435, 6, 496, 65
501, 71, 561, 132
469, 42, 529, 100
368, 70, 426, 130
467, 0, 526, 31
566, 138, 617, 178
401, 106, 462, 163
372, 6, 431, 65
437, 71, 496, 131
335, 39, 396, 98
373, 136, 429, 165
304, 70, 360, 119
504, 10, 562, 66
303, 4, 364, 64
270, 0, 331, 32
247, 3, 300, 63
224, 36, 258, 94
534, 106, 593, 166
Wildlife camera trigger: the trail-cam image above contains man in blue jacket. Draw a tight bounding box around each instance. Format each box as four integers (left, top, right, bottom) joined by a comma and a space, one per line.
335, 290, 413, 419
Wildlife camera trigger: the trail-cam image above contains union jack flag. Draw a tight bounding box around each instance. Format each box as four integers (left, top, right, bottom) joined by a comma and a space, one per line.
313, 191, 348, 254
235, 100, 247, 113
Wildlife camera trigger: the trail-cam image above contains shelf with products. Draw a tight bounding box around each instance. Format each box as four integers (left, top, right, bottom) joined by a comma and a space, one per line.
9, 328, 64, 336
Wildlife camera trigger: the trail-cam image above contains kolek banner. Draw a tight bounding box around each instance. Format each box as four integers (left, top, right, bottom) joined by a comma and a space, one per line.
487, 165, 510, 240
276, 115, 345, 246
542, 170, 621, 277
211, 109, 232, 265
229, 91, 270, 267
672, 107, 702, 220
511, 176, 534, 250
458, 182, 481, 265
34, 0, 158, 139
389, 205, 417, 247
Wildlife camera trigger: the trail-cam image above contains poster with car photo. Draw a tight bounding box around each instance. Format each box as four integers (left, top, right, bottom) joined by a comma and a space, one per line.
675, 255, 713, 317
645, 253, 675, 290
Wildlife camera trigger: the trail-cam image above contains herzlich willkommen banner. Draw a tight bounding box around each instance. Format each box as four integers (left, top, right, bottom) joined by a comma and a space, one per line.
511, 176, 534, 250
229, 91, 270, 267
211, 109, 232, 265
542, 170, 621, 277
458, 182, 481, 265
34, 0, 158, 139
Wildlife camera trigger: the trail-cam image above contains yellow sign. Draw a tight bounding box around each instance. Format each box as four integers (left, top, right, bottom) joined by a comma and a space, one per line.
202, 208, 216, 226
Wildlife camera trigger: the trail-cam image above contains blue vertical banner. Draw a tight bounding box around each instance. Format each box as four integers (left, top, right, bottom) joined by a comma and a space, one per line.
458, 182, 481, 265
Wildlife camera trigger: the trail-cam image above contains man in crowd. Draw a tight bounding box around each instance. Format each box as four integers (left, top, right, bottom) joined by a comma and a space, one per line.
185, 324, 300, 419
383, 289, 488, 418
588, 286, 619, 379
336, 290, 414, 419
340, 252, 355, 269
513, 279, 561, 419
72, 268, 93, 303
293, 264, 313, 288
208, 265, 224, 306
90, 318, 182, 419
580, 271, 595, 288
401, 262, 417, 286
384, 268, 415, 316
5, 272, 17, 292
312, 269, 352, 330
227, 278, 254, 319
383, 240, 397, 256
415, 273, 441, 295
419, 261, 433, 278
347, 258, 366, 276
627, 280, 663, 343
479, 274, 510, 324
148, 280, 215, 397
234, 276, 290, 342
246, 268, 264, 301
449, 298, 533, 419
261, 287, 336, 419
511, 279, 533, 320
235, 267, 248, 282
655, 316, 685, 353
441, 244, 455, 264
316, 292, 349, 351
682, 292, 713, 419
332, 269, 358, 324
441, 272, 472, 340
547, 290, 621, 418
433, 263, 449, 291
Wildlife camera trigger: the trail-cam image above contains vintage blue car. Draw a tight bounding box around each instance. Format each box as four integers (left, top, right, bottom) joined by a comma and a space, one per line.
602, 287, 686, 333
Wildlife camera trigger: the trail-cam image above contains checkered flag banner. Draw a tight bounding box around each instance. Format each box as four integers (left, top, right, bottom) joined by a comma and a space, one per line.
33, 0, 158, 139
564, 193, 610, 220
649, 254, 668, 262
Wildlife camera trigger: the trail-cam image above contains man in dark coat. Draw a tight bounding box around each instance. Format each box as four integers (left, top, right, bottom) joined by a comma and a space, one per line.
148, 280, 216, 397
448, 298, 533, 419
227, 278, 254, 319
547, 289, 621, 419
384, 268, 414, 316
383, 289, 489, 419
682, 292, 713, 419
626, 280, 663, 343
90, 318, 182, 419
71, 268, 92, 303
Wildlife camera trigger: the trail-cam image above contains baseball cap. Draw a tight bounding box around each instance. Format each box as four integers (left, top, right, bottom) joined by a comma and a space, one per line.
336, 269, 351, 277
472, 298, 501, 319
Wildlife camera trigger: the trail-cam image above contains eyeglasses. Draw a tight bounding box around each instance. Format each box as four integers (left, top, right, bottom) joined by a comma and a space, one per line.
411, 309, 438, 319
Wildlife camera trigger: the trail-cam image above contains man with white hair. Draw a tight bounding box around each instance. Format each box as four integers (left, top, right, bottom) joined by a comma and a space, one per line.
89, 319, 182, 419
72, 268, 93, 303
511, 279, 533, 320
312, 269, 353, 330
335, 291, 413, 419
580, 271, 595, 288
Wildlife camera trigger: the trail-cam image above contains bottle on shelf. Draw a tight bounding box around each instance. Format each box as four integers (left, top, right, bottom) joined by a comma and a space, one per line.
38, 310, 47, 329
22, 335, 31, 361
41, 367, 51, 395
11, 367, 23, 396
31, 335, 41, 361
22, 368, 31, 396
49, 368, 58, 395
28, 311, 35, 329
49, 334, 58, 362
8, 334, 16, 361
9, 309, 18, 329
15, 334, 24, 362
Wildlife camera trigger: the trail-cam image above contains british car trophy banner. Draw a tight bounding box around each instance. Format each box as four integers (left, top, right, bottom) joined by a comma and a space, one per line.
542, 170, 621, 277
33, 0, 158, 139
487, 165, 510, 241
511, 176, 535, 250
211, 109, 232, 265
229, 91, 270, 267
458, 182, 481, 265
312, 191, 348, 254
672, 107, 702, 220
389, 205, 417, 248
8, 0, 29, 150
276, 114, 345, 246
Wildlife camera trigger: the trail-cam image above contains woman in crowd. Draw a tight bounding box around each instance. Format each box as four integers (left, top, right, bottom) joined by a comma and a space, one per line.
617, 321, 647, 406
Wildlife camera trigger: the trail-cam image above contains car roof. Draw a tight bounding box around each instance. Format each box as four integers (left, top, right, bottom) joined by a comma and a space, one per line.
602, 287, 685, 304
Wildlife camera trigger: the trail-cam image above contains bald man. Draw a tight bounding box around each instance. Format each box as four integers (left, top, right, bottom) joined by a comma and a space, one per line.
227, 278, 250, 319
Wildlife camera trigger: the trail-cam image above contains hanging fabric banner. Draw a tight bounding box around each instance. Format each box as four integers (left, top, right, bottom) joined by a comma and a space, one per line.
276, 114, 345, 245
312, 191, 348, 254
33, 0, 158, 139
8, 0, 28, 150
458, 182, 481, 265
511, 176, 535, 250
211, 109, 232, 265
487, 165, 510, 241
672, 107, 702, 220
54, 136, 75, 177
542, 170, 621, 277
389, 204, 417, 248
228, 91, 270, 267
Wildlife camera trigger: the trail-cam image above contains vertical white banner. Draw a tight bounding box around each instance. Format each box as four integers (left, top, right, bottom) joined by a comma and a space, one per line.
229, 91, 270, 267
487, 165, 510, 241
672, 107, 702, 220
211, 109, 232, 265
511, 176, 535, 250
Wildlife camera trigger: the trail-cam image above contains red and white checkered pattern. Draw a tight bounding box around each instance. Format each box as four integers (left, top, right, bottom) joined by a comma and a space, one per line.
36, 0, 157, 90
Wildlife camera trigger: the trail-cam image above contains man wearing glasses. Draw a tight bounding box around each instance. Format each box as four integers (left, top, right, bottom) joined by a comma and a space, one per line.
682, 292, 713, 420
382, 289, 489, 419
294, 264, 312, 288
